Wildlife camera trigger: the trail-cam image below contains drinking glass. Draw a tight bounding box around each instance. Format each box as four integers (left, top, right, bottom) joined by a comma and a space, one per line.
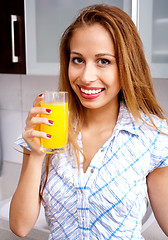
40, 91, 68, 153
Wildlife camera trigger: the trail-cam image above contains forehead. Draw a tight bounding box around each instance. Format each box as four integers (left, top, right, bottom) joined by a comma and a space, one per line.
69, 23, 115, 54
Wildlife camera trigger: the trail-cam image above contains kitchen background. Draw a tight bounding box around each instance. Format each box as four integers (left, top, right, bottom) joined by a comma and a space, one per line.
0, 0, 168, 239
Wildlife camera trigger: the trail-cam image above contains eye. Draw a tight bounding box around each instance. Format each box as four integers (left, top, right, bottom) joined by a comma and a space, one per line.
71, 57, 84, 64
97, 58, 111, 65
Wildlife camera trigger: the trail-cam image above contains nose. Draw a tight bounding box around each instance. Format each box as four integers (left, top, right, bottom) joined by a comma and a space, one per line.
80, 62, 97, 84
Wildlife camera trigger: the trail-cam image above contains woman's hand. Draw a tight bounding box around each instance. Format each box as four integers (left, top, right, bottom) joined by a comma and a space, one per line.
10, 93, 52, 236
22, 93, 53, 155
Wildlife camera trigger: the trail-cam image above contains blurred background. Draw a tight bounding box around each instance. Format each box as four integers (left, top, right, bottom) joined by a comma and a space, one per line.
0, 0, 168, 239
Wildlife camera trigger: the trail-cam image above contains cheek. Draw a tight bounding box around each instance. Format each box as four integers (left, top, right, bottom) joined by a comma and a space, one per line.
112, 68, 121, 91
115, 80, 121, 95
68, 65, 75, 84
105, 69, 120, 89
68, 67, 81, 95
68, 67, 78, 94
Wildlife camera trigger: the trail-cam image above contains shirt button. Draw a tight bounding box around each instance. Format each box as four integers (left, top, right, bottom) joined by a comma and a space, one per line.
90, 169, 94, 173
101, 148, 104, 152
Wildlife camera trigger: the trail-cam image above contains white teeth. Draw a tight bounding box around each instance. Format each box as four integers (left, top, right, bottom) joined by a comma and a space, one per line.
81, 88, 102, 95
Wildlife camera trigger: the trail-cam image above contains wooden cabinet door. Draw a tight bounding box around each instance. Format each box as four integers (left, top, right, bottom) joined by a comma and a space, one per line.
0, 0, 26, 74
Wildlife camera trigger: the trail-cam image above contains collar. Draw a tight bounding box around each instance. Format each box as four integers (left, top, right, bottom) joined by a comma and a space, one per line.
77, 102, 141, 152
113, 102, 142, 137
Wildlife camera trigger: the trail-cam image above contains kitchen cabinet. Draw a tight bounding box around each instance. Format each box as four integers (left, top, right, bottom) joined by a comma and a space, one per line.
0, 0, 26, 74
0, 0, 132, 75
3, 0, 168, 78
25, 0, 132, 75
138, 0, 168, 78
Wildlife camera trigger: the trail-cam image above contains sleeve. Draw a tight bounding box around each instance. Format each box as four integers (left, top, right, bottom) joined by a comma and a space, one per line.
150, 120, 168, 171
40, 157, 47, 197
14, 135, 31, 152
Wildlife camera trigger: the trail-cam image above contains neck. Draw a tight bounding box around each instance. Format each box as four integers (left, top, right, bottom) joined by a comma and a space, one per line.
83, 101, 119, 131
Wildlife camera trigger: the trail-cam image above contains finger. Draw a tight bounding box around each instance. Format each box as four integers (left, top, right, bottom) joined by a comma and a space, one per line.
25, 116, 54, 130
22, 129, 51, 155
26, 106, 52, 123
22, 129, 52, 141
33, 93, 44, 107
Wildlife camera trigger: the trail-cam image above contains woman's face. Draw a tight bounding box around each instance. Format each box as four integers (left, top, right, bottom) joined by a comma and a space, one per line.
68, 23, 121, 111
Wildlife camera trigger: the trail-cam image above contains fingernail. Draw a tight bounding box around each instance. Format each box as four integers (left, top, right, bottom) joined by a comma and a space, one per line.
46, 109, 51, 113
46, 134, 52, 138
39, 93, 43, 97
48, 120, 54, 124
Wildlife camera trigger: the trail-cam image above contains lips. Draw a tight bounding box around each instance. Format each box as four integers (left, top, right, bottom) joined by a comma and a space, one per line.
78, 85, 105, 99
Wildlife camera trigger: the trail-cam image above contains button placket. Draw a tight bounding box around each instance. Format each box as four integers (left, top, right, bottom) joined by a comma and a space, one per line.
77, 188, 90, 238
82, 189, 90, 238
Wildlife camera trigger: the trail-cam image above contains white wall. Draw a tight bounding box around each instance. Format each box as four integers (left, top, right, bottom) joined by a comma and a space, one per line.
0, 74, 167, 164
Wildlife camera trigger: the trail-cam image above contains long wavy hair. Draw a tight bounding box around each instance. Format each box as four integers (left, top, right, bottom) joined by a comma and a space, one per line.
42, 5, 167, 188
56, 4, 166, 165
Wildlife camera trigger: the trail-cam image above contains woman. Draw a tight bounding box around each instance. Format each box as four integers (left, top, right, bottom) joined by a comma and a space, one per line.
10, 4, 168, 239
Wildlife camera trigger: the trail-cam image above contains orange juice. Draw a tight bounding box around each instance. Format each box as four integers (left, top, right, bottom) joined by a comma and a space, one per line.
41, 102, 68, 152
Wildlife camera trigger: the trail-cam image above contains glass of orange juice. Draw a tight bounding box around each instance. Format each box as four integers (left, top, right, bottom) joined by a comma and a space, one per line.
40, 91, 68, 153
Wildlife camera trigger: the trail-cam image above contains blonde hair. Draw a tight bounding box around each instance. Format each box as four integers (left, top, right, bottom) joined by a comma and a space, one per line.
40, 4, 167, 196
58, 4, 166, 166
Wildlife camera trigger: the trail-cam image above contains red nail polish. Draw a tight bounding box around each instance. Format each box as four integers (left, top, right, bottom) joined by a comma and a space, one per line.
39, 93, 43, 97
48, 120, 54, 124
46, 134, 52, 138
46, 109, 51, 113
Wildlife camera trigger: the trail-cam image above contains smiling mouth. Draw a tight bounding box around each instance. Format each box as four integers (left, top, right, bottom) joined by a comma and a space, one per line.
79, 86, 105, 95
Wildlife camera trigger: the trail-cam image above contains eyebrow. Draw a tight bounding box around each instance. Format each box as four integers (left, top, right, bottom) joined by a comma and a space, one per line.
70, 51, 115, 58
95, 53, 115, 58
70, 52, 82, 56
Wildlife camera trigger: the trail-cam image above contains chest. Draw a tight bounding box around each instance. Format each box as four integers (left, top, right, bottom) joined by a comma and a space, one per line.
44, 132, 153, 209
43, 136, 150, 232
82, 130, 113, 172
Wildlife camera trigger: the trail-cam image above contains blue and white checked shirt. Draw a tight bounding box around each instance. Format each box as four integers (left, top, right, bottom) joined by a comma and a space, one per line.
16, 103, 168, 239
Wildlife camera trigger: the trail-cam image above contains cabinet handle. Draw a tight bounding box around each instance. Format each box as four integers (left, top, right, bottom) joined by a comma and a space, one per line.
11, 15, 19, 63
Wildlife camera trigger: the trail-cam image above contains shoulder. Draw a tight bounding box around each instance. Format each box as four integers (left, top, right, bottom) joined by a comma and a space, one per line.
118, 102, 168, 138
138, 111, 168, 141
118, 103, 168, 153
138, 112, 168, 171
